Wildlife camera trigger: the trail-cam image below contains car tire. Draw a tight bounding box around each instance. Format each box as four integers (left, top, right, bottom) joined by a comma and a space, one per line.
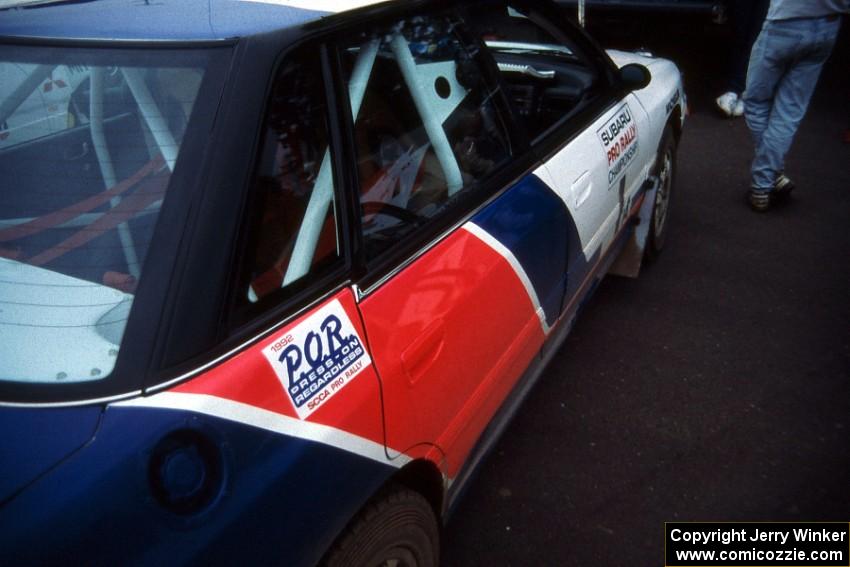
321, 483, 440, 567
645, 123, 677, 260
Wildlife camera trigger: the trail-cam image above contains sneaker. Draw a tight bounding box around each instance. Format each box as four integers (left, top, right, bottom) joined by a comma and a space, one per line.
748, 189, 771, 212
774, 174, 795, 196
733, 98, 745, 117
716, 92, 738, 117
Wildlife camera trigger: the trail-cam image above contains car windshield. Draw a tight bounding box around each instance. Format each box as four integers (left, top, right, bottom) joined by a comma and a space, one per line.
0, 44, 223, 386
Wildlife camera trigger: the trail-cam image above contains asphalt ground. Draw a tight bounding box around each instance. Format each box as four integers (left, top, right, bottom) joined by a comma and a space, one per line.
443, 16, 850, 566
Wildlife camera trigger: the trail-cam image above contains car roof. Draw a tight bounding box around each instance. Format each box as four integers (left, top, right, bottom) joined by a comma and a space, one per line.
0, 0, 390, 43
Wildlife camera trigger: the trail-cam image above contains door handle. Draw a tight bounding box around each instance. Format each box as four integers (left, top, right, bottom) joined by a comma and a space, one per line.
400, 318, 445, 386
570, 170, 592, 208
64, 141, 89, 161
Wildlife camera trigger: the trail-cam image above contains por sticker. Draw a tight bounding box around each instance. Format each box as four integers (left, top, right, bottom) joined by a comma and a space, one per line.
262, 299, 372, 419
598, 103, 639, 186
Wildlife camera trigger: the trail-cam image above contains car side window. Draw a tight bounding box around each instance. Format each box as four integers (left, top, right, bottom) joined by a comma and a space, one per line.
337, 14, 513, 262
238, 47, 341, 306
462, 1, 603, 140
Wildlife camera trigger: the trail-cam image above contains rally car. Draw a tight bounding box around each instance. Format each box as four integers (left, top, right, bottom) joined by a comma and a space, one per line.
0, 0, 684, 564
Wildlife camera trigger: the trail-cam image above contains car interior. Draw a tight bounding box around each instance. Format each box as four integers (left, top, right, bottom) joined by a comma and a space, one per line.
0, 61, 201, 293
245, 19, 515, 302
466, 3, 602, 139
341, 21, 512, 261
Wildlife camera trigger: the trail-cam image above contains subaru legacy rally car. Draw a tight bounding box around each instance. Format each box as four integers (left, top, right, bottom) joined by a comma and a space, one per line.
0, 0, 684, 564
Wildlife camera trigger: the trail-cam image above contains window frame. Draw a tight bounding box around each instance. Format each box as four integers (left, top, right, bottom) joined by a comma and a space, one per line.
0, 40, 234, 406
462, 0, 625, 159
223, 40, 357, 340
326, 7, 533, 296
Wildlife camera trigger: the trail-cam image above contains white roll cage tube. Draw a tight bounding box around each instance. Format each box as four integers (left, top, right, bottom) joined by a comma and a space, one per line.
388, 33, 464, 194
90, 67, 140, 278
279, 39, 380, 290
87, 66, 180, 280
276, 34, 469, 293
121, 67, 179, 172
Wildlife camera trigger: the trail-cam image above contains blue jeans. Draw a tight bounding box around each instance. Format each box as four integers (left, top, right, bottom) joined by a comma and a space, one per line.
743, 16, 841, 191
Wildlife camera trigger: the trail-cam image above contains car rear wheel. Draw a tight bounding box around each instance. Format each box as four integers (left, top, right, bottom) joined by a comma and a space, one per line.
646, 123, 676, 260
321, 484, 440, 567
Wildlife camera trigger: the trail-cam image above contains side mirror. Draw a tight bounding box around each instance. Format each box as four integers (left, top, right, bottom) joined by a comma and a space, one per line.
620, 63, 651, 91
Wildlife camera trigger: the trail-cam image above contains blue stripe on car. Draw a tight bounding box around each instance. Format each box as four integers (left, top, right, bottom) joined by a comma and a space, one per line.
0, 405, 394, 567
471, 174, 571, 328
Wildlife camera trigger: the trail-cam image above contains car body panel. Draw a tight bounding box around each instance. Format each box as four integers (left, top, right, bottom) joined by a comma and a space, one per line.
1, 401, 396, 567
131, 289, 389, 459
0, 0, 325, 41
613, 50, 688, 139
0, 405, 102, 504
537, 92, 651, 264
0, 259, 131, 382
359, 173, 570, 473
469, 174, 571, 329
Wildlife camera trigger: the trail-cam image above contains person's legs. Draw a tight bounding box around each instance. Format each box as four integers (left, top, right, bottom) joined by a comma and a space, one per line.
748, 18, 840, 190
743, 22, 793, 164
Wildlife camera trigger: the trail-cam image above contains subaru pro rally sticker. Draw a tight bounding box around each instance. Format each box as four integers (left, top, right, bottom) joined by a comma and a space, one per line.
598, 103, 638, 187
262, 300, 372, 419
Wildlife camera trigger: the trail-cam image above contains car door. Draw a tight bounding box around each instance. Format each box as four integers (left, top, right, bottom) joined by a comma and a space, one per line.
548, 90, 652, 246
467, 0, 651, 295
539, 92, 651, 289
336, 10, 567, 474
